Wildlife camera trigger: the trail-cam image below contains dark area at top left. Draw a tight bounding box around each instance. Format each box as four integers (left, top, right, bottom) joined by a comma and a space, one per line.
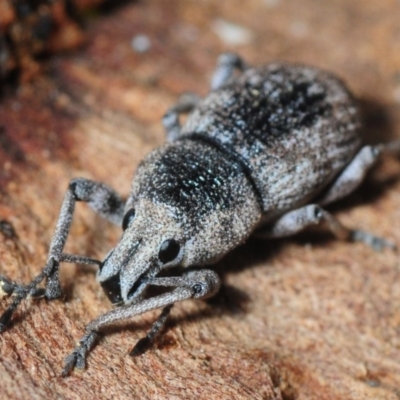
0, 0, 133, 85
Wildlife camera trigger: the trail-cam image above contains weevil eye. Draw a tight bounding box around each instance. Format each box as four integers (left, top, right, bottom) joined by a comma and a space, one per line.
122, 208, 136, 230
158, 239, 180, 263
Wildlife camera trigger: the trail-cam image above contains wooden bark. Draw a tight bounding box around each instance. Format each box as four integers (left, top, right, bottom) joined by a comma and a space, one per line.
0, 1, 400, 399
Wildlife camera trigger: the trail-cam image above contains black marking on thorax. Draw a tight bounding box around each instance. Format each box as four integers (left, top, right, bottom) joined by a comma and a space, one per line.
178, 134, 265, 211
141, 141, 249, 218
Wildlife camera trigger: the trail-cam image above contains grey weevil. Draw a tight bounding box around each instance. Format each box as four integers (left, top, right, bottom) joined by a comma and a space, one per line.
1, 53, 399, 376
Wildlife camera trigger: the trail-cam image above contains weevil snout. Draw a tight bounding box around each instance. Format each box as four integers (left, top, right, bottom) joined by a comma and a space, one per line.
99, 263, 152, 305
98, 238, 155, 305
97, 199, 187, 305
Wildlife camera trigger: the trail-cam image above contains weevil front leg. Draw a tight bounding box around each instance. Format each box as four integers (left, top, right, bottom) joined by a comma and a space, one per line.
256, 204, 396, 251
162, 92, 200, 141
62, 270, 221, 376
0, 178, 125, 332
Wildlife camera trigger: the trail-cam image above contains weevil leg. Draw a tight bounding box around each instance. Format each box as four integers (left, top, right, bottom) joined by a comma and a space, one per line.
129, 304, 173, 356
210, 52, 247, 91
319, 140, 400, 206
255, 140, 400, 250
256, 204, 396, 251
39, 177, 125, 300
61, 270, 220, 376
162, 92, 201, 141
0, 178, 125, 332
163, 53, 248, 141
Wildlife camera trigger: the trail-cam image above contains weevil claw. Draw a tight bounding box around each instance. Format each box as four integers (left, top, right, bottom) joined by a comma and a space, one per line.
62, 331, 98, 376
62, 347, 87, 376
351, 230, 397, 252
0, 275, 16, 298
62, 352, 78, 377
130, 336, 152, 357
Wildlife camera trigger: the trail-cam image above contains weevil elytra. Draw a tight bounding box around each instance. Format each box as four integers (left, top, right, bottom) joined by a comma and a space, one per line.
1, 53, 399, 376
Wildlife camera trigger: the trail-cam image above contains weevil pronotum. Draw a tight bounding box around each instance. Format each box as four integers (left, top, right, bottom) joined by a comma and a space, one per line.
1, 53, 399, 376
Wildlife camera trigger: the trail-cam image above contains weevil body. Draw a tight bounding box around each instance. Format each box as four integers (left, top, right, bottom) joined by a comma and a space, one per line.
100, 59, 362, 303
1, 53, 399, 375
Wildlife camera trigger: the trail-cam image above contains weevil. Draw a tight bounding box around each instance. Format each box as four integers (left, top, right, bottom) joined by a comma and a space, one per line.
1, 53, 399, 376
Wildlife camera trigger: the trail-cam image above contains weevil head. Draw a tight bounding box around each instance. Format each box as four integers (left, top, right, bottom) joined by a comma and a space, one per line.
97, 198, 187, 305
98, 141, 262, 305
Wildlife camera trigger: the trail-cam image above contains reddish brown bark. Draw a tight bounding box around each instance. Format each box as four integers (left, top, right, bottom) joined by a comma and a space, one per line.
0, 1, 399, 399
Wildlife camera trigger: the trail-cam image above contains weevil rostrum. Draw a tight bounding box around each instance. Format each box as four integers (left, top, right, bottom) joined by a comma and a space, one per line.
1, 53, 399, 376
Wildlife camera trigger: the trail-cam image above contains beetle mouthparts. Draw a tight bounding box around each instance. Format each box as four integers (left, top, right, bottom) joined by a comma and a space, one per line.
100, 274, 123, 305
127, 271, 150, 301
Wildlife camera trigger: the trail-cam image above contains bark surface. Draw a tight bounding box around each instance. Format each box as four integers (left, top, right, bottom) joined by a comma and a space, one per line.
0, 1, 399, 399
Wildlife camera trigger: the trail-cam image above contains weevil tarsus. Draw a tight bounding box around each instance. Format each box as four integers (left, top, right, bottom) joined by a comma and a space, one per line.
210, 52, 248, 90
130, 304, 174, 357
162, 92, 200, 141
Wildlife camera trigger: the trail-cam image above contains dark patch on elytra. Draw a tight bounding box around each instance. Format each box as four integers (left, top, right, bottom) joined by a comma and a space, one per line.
236, 74, 330, 142
201, 65, 331, 150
